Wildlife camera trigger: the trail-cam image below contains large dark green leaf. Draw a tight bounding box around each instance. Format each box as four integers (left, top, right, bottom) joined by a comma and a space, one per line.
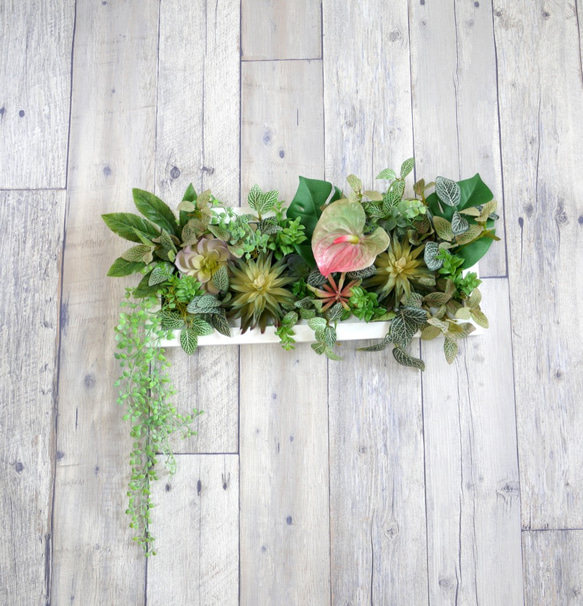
133, 272, 161, 298
106, 256, 145, 277
102, 213, 160, 243
133, 189, 180, 237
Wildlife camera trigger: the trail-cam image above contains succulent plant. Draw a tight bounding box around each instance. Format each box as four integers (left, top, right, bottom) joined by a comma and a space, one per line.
174, 236, 231, 294
308, 273, 361, 312
366, 238, 435, 304
228, 254, 295, 333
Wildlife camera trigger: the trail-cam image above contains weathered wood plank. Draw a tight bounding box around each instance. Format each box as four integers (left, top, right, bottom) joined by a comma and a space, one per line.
523, 530, 583, 605
328, 349, 428, 604
0, 191, 65, 606
409, 0, 506, 276
323, 0, 414, 186
240, 58, 329, 605
323, 3, 427, 602
241, 60, 324, 205
147, 455, 239, 605
422, 278, 523, 604
494, 0, 583, 529
51, 1, 159, 603
239, 345, 330, 605
0, 1, 74, 188
156, 0, 240, 454
241, 0, 321, 60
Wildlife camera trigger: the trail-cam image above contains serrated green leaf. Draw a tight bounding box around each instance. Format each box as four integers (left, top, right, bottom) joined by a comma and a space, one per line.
121, 244, 154, 263
433, 216, 454, 241
435, 176, 461, 207
376, 168, 397, 181
326, 303, 343, 322
149, 262, 174, 286
257, 190, 278, 214
455, 307, 473, 320
451, 211, 470, 236
363, 190, 383, 201
190, 317, 214, 336
346, 174, 362, 193
107, 257, 145, 277
133, 189, 179, 237
392, 347, 425, 371
389, 314, 417, 349
308, 317, 327, 331
247, 184, 262, 210
455, 224, 483, 246
211, 266, 229, 292
471, 309, 489, 328
159, 310, 184, 330
443, 337, 458, 364
209, 311, 231, 337
424, 292, 451, 306
421, 325, 442, 340
186, 295, 221, 314
358, 341, 389, 352
401, 306, 428, 324
424, 241, 443, 270
102, 212, 160, 243
400, 158, 415, 178
311, 341, 327, 355
180, 327, 198, 355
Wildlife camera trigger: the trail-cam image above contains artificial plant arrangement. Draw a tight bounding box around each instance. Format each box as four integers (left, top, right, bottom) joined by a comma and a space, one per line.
103, 158, 499, 553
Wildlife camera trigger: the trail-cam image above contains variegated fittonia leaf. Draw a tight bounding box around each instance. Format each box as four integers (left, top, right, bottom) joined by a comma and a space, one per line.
451, 211, 470, 236
180, 327, 198, 355
400, 157, 415, 178
435, 176, 461, 207
424, 241, 443, 270
393, 347, 425, 371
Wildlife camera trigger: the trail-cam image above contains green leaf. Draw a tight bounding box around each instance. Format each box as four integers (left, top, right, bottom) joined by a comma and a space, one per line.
287, 176, 341, 241
451, 211, 470, 236
183, 183, 197, 202
471, 309, 489, 328
401, 306, 428, 324
186, 295, 221, 314
358, 339, 389, 352
149, 262, 174, 286
400, 158, 415, 178
346, 174, 362, 193
467, 288, 482, 308
389, 314, 417, 349
311, 341, 327, 355
322, 326, 337, 347
455, 224, 483, 246
435, 177, 461, 207
259, 190, 278, 214
211, 266, 229, 293
383, 179, 405, 210
133, 189, 180, 237
324, 347, 342, 361
159, 310, 184, 330
424, 291, 451, 306
121, 244, 154, 264
133, 272, 162, 298
308, 317, 327, 331
326, 302, 344, 323
392, 347, 425, 371
107, 257, 145, 277
433, 216, 454, 241
190, 317, 214, 336
424, 241, 443, 270
443, 337, 458, 364
180, 327, 198, 355
376, 168, 397, 181
455, 307, 473, 320
363, 190, 383, 202
421, 325, 442, 341
102, 213, 160, 243
209, 310, 231, 337
247, 184, 262, 210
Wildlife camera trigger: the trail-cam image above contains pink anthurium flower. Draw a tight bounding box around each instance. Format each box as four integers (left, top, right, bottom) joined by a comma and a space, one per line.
312, 199, 390, 277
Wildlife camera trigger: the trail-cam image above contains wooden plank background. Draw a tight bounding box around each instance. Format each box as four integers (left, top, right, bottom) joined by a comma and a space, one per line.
1, 0, 581, 604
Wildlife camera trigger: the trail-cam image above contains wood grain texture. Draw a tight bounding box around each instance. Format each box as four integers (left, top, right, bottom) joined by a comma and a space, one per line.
241, 60, 324, 204
0, 0, 74, 188
241, 0, 322, 60
323, 3, 427, 603
0, 191, 65, 606
409, 0, 507, 277
51, 1, 159, 603
494, 0, 583, 530
239, 345, 330, 606
523, 530, 583, 605
147, 455, 239, 605
328, 348, 428, 604
422, 278, 523, 604
156, 0, 240, 454
323, 0, 414, 186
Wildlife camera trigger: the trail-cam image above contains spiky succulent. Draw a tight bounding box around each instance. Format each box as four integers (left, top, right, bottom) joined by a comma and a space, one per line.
228, 254, 295, 333
366, 237, 435, 304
